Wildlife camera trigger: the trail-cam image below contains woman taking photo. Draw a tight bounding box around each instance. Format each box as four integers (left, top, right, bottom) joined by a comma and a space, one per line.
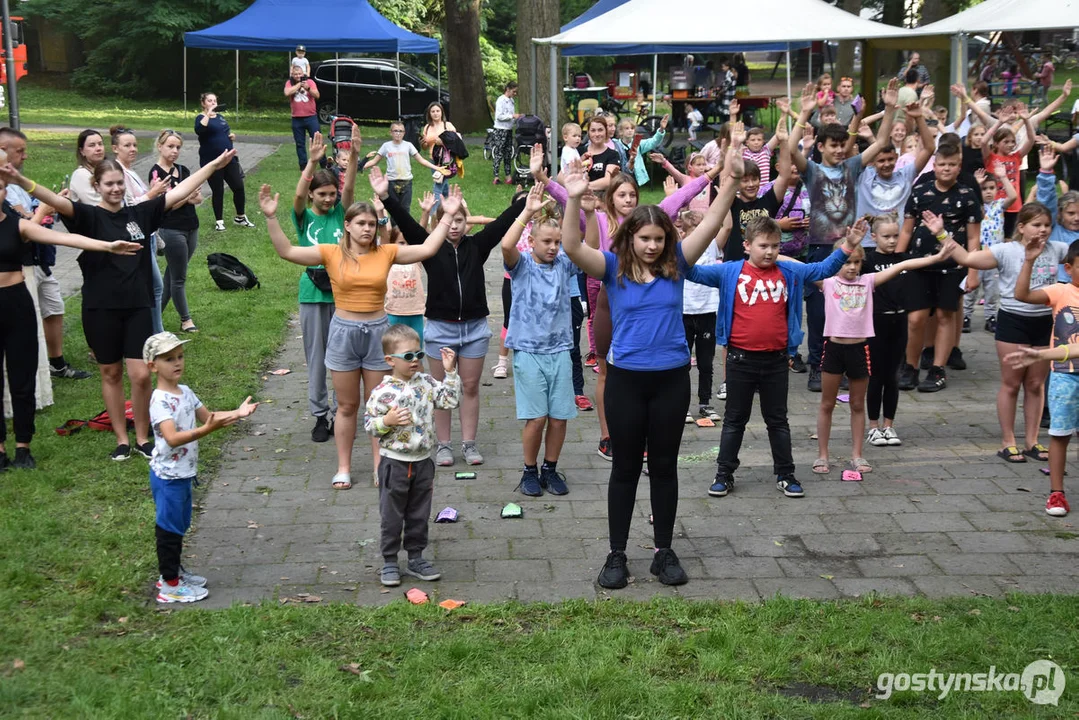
150, 130, 202, 333
0, 148, 238, 462
419, 102, 457, 212
194, 92, 254, 233
0, 154, 144, 471
70, 129, 106, 203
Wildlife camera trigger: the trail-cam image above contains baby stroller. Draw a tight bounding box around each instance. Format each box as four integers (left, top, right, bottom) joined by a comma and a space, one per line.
513, 114, 548, 187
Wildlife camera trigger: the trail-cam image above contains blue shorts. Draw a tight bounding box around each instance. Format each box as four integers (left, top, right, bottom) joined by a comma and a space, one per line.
150, 469, 194, 536
324, 314, 391, 372
424, 318, 492, 359
1048, 372, 1079, 437
512, 350, 577, 420
387, 314, 425, 349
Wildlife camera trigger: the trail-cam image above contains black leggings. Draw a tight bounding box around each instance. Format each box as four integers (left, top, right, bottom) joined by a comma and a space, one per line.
207, 158, 246, 222
867, 313, 907, 422
0, 282, 38, 445
570, 296, 584, 396
605, 363, 690, 552
683, 312, 717, 404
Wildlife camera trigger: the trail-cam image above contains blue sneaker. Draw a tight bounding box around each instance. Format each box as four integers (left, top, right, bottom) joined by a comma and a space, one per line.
777, 474, 805, 498
518, 467, 543, 497
708, 472, 734, 497
541, 467, 569, 495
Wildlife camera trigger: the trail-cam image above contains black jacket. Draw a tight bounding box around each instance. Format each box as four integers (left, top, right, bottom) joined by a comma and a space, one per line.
384, 195, 526, 322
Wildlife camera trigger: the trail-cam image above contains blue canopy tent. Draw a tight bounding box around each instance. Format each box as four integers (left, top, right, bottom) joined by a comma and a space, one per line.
183, 0, 440, 119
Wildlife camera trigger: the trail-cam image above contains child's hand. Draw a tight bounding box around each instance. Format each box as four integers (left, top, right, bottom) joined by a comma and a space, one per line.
1039, 144, 1060, 172
441, 347, 457, 373
858, 120, 874, 139
729, 121, 746, 146
774, 122, 788, 142
949, 82, 968, 100
799, 82, 817, 114
659, 114, 669, 130
562, 159, 589, 199
1004, 346, 1044, 369
368, 166, 389, 198
648, 152, 665, 164
921, 210, 945, 236
904, 101, 922, 119
936, 238, 958, 260
1024, 236, 1045, 262
204, 412, 236, 432
1064, 78, 1074, 96
350, 123, 362, 150
309, 132, 326, 162
580, 189, 598, 213
439, 184, 464, 219
108, 240, 144, 255
371, 194, 385, 213
992, 162, 1010, 181
235, 396, 259, 418
882, 77, 899, 107
663, 175, 677, 196
729, 98, 741, 117
383, 406, 411, 427
418, 191, 435, 213
258, 184, 279, 217
775, 97, 790, 116
529, 143, 546, 179
843, 218, 868, 251
974, 167, 987, 184
523, 182, 545, 214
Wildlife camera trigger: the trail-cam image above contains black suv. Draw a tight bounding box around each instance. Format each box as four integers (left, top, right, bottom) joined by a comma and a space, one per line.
311, 58, 450, 123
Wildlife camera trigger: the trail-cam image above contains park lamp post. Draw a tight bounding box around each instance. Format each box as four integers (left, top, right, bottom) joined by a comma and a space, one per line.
1, 0, 18, 130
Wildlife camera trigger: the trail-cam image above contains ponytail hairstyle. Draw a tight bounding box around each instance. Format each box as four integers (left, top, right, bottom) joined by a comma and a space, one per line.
92, 158, 126, 188
156, 129, 183, 148
109, 124, 135, 147
1011, 202, 1052, 243
608, 205, 680, 286
869, 212, 899, 235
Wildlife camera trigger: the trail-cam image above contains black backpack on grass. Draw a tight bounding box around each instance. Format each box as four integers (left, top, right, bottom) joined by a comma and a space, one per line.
207, 252, 260, 291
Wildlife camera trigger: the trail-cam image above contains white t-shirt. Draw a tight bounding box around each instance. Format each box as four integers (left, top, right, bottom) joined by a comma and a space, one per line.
856, 164, 917, 247
377, 140, 420, 181
560, 145, 580, 173
150, 385, 203, 479
291, 57, 310, 76
683, 241, 721, 315
687, 110, 704, 129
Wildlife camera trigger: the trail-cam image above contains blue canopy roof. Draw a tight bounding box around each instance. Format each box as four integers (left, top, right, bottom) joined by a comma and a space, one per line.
184, 0, 440, 53
558, 0, 808, 56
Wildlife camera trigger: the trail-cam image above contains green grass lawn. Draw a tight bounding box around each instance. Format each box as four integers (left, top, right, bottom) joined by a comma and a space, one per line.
1, 134, 1076, 717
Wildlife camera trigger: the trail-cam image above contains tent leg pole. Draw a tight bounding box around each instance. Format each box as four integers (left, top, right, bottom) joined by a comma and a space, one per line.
785, 43, 792, 132
396, 51, 402, 119
652, 54, 657, 116
336, 53, 340, 116
183, 47, 187, 115
438, 50, 441, 98
951, 33, 968, 123
235, 50, 239, 125
549, 45, 558, 171
808, 45, 812, 84
531, 42, 537, 114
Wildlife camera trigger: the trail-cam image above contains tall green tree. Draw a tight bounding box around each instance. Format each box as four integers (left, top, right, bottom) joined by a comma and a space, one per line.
515, 0, 560, 120
443, 0, 491, 131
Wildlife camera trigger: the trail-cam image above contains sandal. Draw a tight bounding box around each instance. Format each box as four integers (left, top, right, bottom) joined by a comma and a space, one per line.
996, 446, 1027, 464
181, 322, 199, 333
812, 458, 830, 474
851, 457, 873, 473
1024, 444, 1049, 462
331, 472, 352, 489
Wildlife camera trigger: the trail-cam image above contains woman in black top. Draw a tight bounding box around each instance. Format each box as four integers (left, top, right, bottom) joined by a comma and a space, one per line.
194, 92, 253, 232
0, 166, 142, 471
0, 148, 236, 462
151, 130, 202, 332
379, 181, 526, 467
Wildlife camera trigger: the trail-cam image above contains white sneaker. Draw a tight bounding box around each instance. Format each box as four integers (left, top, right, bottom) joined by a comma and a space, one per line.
233, 215, 256, 228
214, 220, 226, 232
867, 428, 887, 447
883, 427, 902, 446
156, 579, 209, 603
717, 382, 727, 401
492, 361, 508, 379
156, 567, 207, 589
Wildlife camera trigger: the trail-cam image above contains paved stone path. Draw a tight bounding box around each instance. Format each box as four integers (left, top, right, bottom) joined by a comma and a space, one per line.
184, 261, 1079, 608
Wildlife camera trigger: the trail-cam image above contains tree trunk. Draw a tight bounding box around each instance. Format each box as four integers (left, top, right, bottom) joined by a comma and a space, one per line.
876, 0, 906, 82
516, 0, 561, 122
918, 0, 950, 97
835, 0, 862, 81
444, 0, 490, 132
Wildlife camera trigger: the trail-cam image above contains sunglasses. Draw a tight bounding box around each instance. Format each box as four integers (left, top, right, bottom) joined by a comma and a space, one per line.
389, 350, 426, 361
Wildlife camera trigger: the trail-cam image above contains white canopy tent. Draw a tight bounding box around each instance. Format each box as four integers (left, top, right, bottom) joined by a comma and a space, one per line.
906, 0, 1079, 34
535, 0, 915, 166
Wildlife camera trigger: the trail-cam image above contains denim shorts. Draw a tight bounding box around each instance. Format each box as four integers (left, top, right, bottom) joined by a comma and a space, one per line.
424, 317, 492, 359
512, 350, 577, 420
1048, 372, 1079, 438
150, 469, 194, 536
324, 314, 391, 372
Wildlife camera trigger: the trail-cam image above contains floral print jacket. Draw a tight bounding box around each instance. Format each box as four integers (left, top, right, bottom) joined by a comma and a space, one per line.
364, 371, 461, 461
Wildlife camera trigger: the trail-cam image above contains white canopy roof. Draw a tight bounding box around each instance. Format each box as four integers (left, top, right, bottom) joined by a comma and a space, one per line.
538, 0, 915, 46
909, 0, 1079, 35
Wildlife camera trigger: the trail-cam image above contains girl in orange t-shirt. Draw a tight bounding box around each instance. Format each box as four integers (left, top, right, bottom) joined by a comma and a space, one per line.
262, 169, 460, 490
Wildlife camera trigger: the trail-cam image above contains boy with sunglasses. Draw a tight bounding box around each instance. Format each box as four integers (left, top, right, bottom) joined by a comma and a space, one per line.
364, 324, 461, 587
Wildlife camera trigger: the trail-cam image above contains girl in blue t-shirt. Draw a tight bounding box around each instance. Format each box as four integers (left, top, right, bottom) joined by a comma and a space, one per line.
559, 149, 743, 592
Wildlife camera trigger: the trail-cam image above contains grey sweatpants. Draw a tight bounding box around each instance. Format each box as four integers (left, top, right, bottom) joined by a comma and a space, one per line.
300, 302, 336, 419
378, 456, 435, 561
963, 268, 1000, 321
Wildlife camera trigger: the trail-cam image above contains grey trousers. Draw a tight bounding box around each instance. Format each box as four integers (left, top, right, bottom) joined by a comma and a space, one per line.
159, 228, 199, 322
378, 456, 435, 561
963, 268, 1000, 321
300, 302, 336, 419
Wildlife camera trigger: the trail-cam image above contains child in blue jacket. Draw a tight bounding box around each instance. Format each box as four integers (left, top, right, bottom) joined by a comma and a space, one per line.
687, 216, 860, 498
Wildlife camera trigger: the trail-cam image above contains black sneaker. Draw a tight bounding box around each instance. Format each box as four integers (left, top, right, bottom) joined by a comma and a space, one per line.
0, 451, 9, 472
50, 363, 92, 380
541, 466, 569, 495
807, 366, 822, 392
985, 316, 997, 333
947, 347, 967, 371
708, 471, 734, 497
597, 437, 613, 462
311, 415, 331, 443
790, 353, 807, 373
650, 548, 689, 586
517, 466, 543, 497
110, 444, 131, 462
597, 550, 630, 589
917, 365, 947, 393
897, 363, 918, 391
134, 441, 154, 460
12, 447, 35, 470
919, 346, 934, 370
962, 316, 971, 333
777, 473, 805, 498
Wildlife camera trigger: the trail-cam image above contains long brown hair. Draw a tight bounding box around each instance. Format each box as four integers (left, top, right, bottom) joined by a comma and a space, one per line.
608, 205, 680, 286
603, 172, 639, 222
339, 201, 379, 268
75, 129, 103, 172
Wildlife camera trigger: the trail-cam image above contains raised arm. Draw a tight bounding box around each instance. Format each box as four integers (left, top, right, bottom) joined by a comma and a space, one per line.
294, 133, 327, 218
1036, 146, 1062, 223
501, 183, 544, 271
953, 83, 996, 130
341, 125, 362, 208
1014, 237, 1051, 304
1029, 79, 1073, 127
259, 184, 323, 266
922, 210, 996, 269
396, 186, 461, 265
681, 135, 744, 264
1015, 113, 1036, 157
994, 162, 1018, 207
772, 121, 791, 200
862, 80, 898, 167
788, 82, 817, 173
911, 106, 935, 174
164, 149, 237, 211
372, 168, 430, 246
652, 153, 690, 186
560, 160, 606, 279
472, 194, 530, 253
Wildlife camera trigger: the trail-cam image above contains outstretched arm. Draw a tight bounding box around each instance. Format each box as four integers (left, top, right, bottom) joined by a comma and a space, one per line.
788, 82, 817, 173
874, 240, 957, 284
681, 134, 744, 265
0, 164, 74, 218
561, 160, 607, 279
501, 183, 545, 271
259, 185, 323, 266
396, 186, 461, 264
1029, 79, 1073, 127
862, 79, 898, 167
20, 221, 142, 255
165, 150, 238, 211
